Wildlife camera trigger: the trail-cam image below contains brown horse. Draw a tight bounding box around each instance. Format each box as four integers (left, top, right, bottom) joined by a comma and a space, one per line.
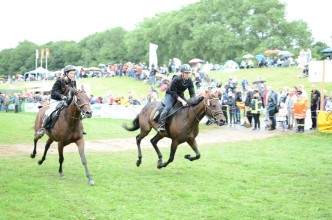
122, 93, 226, 169
30, 85, 95, 185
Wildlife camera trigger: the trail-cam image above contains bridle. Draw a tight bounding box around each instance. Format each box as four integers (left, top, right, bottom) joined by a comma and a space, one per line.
204, 97, 223, 119
73, 90, 91, 119
191, 96, 223, 122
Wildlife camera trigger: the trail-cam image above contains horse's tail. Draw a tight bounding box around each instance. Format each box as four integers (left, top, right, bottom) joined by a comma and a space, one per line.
122, 115, 140, 131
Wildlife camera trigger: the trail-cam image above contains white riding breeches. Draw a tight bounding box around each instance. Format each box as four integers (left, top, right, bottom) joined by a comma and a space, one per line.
45, 99, 63, 116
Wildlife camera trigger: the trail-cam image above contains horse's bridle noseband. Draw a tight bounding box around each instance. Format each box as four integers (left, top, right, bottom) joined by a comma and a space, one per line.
204, 97, 223, 119
73, 91, 91, 119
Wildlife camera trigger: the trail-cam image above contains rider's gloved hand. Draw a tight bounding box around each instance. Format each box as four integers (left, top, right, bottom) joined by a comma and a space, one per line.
61, 95, 68, 101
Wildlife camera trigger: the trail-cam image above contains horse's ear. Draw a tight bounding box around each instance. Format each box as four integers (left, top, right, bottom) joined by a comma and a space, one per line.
81, 84, 85, 92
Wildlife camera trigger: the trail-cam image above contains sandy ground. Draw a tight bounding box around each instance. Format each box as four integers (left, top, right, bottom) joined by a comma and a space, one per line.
0, 122, 286, 157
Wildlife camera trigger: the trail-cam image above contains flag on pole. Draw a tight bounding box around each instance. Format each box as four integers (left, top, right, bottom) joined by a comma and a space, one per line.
41, 49, 45, 59
46, 48, 50, 59
36, 49, 39, 59
149, 43, 158, 69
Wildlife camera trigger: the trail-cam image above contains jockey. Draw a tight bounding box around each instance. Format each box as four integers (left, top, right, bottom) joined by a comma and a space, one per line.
157, 64, 196, 132
37, 65, 77, 137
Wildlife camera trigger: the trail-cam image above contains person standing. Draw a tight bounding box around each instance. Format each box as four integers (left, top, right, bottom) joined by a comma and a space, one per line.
220, 87, 229, 125
14, 93, 20, 113
249, 91, 262, 130
310, 84, 320, 130
267, 87, 278, 130
293, 90, 308, 133
278, 102, 288, 132
244, 85, 254, 127
0, 92, 3, 111
285, 87, 297, 129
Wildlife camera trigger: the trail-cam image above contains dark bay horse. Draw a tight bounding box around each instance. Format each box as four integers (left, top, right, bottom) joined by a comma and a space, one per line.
31, 85, 95, 185
123, 93, 225, 169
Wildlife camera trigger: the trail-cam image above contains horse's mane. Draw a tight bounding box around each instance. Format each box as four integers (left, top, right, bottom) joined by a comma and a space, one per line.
187, 96, 204, 106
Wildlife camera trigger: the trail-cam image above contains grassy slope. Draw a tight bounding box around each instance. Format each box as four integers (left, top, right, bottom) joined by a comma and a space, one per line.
1, 67, 331, 98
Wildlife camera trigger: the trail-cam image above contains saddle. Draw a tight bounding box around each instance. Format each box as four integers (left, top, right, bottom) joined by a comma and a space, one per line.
48, 102, 67, 129
153, 96, 204, 123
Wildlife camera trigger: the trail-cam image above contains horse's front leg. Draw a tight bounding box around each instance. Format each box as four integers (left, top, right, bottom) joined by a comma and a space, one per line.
76, 138, 94, 186
38, 138, 54, 165
184, 138, 201, 161
58, 142, 65, 177
159, 140, 179, 169
150, 134, 163, 168
31, 131, 43, 158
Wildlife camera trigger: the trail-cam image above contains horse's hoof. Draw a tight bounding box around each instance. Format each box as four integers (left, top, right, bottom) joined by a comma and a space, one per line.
60, 172, 64, 177
38, 160, 43, 165
136, 160, 141, 167
89, 180, 95, 186
184, 154, 191, 160
30, 153, 36, 158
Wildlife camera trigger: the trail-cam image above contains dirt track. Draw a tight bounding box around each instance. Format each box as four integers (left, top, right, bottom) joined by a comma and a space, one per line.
1, 123, 283, 156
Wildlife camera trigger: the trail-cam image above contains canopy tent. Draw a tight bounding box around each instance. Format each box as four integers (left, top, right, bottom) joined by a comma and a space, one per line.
29, 67, 49, 74
24, 67, 50, 81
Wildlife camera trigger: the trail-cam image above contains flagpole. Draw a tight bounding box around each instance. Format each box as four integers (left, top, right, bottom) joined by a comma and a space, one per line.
320, 60, 326, 111
35, 49, 38, 69
46, 52, 48, 70
40, 49, 43, 68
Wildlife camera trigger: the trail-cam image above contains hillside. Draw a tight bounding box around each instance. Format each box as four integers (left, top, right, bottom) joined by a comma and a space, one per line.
0, 67, 331, 99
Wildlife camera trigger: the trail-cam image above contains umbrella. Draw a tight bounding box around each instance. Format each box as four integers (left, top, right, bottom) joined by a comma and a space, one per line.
264, 49, 280, 55
89, 67, 101, 71
277, 51, 294, 57
253, 78, 266, 84
189, 58, 205, 64
263, 50, 274, 55
255, 54, 266, 61
242, 54, 254, 59
172, 58, 181, 67
321, 48, 332, 53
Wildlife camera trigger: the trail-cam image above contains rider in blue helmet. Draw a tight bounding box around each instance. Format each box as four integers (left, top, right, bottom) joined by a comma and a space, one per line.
157, 64, 196, 132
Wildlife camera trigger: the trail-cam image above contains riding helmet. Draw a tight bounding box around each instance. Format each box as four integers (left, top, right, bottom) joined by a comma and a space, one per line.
180, 64, 192, 73
64, 65, 76, 73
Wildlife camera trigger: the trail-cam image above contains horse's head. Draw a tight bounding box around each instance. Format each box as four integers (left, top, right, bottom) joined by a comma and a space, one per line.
204, 93, 226, 125
72, 85, 92, 118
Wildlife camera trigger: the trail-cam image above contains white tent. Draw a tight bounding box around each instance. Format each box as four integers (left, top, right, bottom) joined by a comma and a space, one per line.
29, 67, 49, 74
24, 67, 50, 81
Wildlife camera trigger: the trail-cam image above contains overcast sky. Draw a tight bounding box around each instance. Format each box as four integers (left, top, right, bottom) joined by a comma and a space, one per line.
0, 0, 330, 51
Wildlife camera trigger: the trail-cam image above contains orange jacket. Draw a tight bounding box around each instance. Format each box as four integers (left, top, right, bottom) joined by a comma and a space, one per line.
293, 97, 308, 119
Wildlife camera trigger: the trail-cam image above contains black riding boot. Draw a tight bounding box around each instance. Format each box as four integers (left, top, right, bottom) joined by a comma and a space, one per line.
157, 109, 168, 132
37, 115, 50, 137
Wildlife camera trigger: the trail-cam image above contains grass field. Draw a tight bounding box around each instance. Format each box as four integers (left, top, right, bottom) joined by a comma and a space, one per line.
0, 133, 331, 219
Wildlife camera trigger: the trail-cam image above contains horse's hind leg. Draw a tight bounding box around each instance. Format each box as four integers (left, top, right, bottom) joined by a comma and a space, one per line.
38, 138, 54, 165
159, 140, 179, 169
150, 134, 164, 168
76, 139, 94, 186
184, 138, 201, 161
135, 129, 150, 167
